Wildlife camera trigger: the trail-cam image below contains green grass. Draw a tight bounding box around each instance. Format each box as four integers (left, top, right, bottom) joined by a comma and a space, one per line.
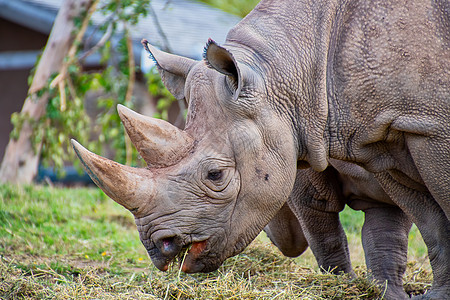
0, 185, 147, 269
198, 0, 259, 17
0, 184, 431, 299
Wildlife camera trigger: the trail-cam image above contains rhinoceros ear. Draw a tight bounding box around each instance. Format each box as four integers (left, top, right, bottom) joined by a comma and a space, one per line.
142, 39, 196, 100
204, 39, 242, 100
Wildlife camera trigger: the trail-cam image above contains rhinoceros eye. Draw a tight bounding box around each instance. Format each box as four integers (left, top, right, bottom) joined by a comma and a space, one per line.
207, 170, 223, 181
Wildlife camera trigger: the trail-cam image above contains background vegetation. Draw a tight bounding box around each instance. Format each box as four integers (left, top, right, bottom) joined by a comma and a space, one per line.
199, 0, 260, 17
0, 184, 431, 299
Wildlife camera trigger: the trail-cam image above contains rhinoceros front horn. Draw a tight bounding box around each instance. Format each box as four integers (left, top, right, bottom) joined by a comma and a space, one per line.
71, 139, 155, 213
117, 104, 194, 168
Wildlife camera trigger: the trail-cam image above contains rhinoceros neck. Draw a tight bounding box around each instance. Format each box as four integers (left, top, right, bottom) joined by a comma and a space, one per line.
224, 0, 343, 171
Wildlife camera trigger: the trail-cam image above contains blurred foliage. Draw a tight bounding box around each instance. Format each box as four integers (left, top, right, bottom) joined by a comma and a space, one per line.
199, 0, 259, 17
11, 0, 152, 175
145, 68, 177, 121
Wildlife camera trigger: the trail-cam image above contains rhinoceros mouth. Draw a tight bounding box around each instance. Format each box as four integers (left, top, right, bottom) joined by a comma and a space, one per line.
180, 240, 209, 273
149, 239, 217, 273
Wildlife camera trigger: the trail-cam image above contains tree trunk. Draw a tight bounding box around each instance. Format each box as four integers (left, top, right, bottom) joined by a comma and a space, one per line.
0, 0, 93, 184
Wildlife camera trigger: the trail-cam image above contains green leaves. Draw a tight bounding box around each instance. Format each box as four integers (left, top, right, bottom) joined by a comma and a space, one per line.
198, 0, 259, 17
100, 0, 150, 25
12, 0, 155, 176
146, 68, 177, 121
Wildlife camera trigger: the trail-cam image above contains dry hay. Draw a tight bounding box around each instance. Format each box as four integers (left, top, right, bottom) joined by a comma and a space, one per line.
0, 239, 432, 300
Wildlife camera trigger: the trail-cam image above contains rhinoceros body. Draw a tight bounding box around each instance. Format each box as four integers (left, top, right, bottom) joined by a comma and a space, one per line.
72, 0, 449, 299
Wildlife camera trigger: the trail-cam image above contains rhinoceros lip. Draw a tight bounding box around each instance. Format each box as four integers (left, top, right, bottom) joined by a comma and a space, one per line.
180, 240, 208, 273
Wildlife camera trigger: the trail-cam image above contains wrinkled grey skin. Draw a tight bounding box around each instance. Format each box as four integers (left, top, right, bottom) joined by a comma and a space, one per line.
73, 0, 449, 299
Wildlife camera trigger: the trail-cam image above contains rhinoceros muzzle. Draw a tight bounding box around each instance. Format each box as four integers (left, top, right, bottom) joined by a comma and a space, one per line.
145, 234, 215, 272
148, 236, 186, 271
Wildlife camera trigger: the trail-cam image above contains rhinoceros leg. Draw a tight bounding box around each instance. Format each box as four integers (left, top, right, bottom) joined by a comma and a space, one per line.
264, 202, 308, 257
374, 172, 450, 300
361, 206, 412, 300
288, 168, 354, 275
293, 204, 354, 275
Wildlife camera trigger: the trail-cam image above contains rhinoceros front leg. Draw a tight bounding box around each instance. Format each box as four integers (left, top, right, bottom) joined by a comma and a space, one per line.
264, 202, 308, 257
264, 194, 353, 274
374, 172, 450, 300
361, 206, 412, 300
288, 168, 354, 275
293, 204, 354, 275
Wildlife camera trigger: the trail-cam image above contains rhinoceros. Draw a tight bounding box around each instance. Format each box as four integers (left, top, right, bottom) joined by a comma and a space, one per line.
72, 0, 449, 298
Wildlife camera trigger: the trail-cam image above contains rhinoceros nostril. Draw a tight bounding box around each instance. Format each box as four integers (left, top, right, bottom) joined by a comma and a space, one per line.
157, 236, 182, 257
162, 238, 174, 253
163, 238, 171, 250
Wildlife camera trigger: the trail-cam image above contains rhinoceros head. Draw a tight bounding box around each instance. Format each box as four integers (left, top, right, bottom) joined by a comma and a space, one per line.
72, 39, 298, 273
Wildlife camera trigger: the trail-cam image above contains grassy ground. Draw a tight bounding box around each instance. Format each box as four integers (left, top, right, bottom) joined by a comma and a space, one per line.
0, 184, 431, 299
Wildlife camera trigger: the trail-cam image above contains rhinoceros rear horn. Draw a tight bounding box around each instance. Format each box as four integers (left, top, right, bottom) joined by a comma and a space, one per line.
142, 39, 196, 100
71, 139, 155, 213
117, 104, 194, 168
